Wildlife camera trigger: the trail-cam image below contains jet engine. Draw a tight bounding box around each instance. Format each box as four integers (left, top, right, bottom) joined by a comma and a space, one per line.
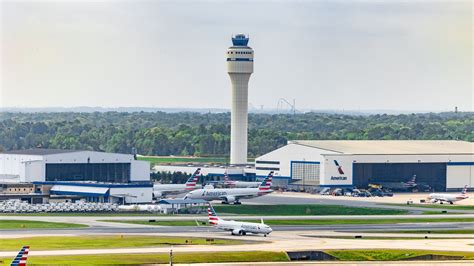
153, 191, 162, 198
232, 228, 246, 235
224, 196, 235, 204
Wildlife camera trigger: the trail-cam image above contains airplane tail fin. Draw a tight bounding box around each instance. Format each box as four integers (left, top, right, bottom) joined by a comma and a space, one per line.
185, 168, 201, 191
258, 171, 273, 191
404, 175, 417, 187
462, 185, 468, 195
208, 203, 220, 225
223, 171, 231, 185
11, 246, 29, 266
224, 171, 229, 182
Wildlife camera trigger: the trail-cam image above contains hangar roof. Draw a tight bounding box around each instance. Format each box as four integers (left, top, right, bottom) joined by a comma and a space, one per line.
290, 140, 474, 155
1, 149, 82, 155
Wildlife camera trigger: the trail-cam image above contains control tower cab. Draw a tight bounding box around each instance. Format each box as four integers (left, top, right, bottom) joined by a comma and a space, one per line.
226, 34, 254, 165
226, 34, 254, 73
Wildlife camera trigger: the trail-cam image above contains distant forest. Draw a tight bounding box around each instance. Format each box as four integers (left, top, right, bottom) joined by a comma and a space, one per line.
0, 112, 472, 157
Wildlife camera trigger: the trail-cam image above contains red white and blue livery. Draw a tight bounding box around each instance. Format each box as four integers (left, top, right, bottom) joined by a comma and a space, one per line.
208, 203, 272, 237
153, 168, 202, 198
185, 171, 274, 204
429, 185, 469, 204
223, 171, 260, 188
10, 246, 29, 266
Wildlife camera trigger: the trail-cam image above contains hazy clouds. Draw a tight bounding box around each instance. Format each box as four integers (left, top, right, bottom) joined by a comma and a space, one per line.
1, 0, 472, 111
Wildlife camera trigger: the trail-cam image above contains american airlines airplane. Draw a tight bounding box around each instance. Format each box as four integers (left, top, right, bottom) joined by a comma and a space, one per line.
375, 175, 417, 191
10, 246, 29, 266
184, 171, 273, 204
208, 204, 272, 237
428, 185, 469, 204
223, 171, 260, 188
153, 168, 201, 198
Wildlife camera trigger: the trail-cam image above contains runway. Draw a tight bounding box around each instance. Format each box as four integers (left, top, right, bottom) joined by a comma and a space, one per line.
1, 219, 473, 236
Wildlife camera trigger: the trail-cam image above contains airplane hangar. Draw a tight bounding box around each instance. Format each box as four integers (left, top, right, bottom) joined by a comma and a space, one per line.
255, 140, 474, 192
0, 149, 152, 203
0, 149, 150, 183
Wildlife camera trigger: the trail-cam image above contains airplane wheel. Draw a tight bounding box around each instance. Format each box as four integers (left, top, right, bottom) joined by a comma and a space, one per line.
233, 202, 241, 205
450, 202, 453, 205
242, 231, 246, 235
264, 234, 267, 237
440, 202, 443, 204
222, 201, 228, 204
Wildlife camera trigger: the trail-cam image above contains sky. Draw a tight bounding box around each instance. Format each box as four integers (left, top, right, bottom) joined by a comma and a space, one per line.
0, 0, 472, 112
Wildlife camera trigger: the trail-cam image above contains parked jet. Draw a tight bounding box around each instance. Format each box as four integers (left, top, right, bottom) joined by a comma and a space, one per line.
375, 175, 417, 191
10, 246, 29, 266
428, 185, 469, 204
207, 204, 272, 237
184, 171, 273, 204
223, 171, 260, 188
153, 168, 201, 198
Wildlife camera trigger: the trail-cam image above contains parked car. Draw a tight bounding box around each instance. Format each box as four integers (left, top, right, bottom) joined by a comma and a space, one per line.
331, 188, 343, 196
319, 187, 331, 195
353, 190, 372, 197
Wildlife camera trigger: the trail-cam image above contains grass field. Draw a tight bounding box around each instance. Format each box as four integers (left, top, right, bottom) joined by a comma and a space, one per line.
0, 204, 410, 217
325, 249, 474, 261
383, 203, 474, 210
0, 235, 245, 251
0, 220, 87, 229
355, 229, 474, 234
102, 217, 474, 226
306, 235, 474, 240
213, 204, 408, 216
0, 251, 288, 265
0, 212, 168, 217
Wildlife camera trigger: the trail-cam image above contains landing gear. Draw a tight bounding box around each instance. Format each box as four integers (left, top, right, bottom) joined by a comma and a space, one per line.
264, 234, 267, 237
449, 201, 453, 205
221, 201, 229, 204
233, 201, 242, 205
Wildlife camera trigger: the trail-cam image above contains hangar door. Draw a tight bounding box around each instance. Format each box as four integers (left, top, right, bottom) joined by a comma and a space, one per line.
291, 161, 320, 186
446, 164, 474, 190
353, 163, 446, 192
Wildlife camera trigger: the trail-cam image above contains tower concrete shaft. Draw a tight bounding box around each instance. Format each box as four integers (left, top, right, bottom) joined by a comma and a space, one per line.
226, 34, 254, 165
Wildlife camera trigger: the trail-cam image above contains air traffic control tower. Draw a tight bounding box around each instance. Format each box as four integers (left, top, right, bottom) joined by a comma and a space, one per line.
227, 34, 254, 165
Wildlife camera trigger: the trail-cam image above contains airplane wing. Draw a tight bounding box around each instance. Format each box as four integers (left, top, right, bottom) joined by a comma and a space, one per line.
218, 194, 256, 201
11, 246, 29, 266
434, 197, 449, 202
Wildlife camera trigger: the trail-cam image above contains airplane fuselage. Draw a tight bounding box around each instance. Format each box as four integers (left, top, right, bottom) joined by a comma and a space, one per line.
153, 184, 202, 198
428, 193, 468, 203
226, 181, 260, 188
215, 220, 272, 235
185, 187, 273, 202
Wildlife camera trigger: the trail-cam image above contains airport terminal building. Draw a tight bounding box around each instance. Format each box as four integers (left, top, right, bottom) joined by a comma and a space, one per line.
255, 140, 474, 192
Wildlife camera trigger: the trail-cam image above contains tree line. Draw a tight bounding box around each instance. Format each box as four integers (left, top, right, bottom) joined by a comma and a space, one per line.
0, 111, 472, 156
